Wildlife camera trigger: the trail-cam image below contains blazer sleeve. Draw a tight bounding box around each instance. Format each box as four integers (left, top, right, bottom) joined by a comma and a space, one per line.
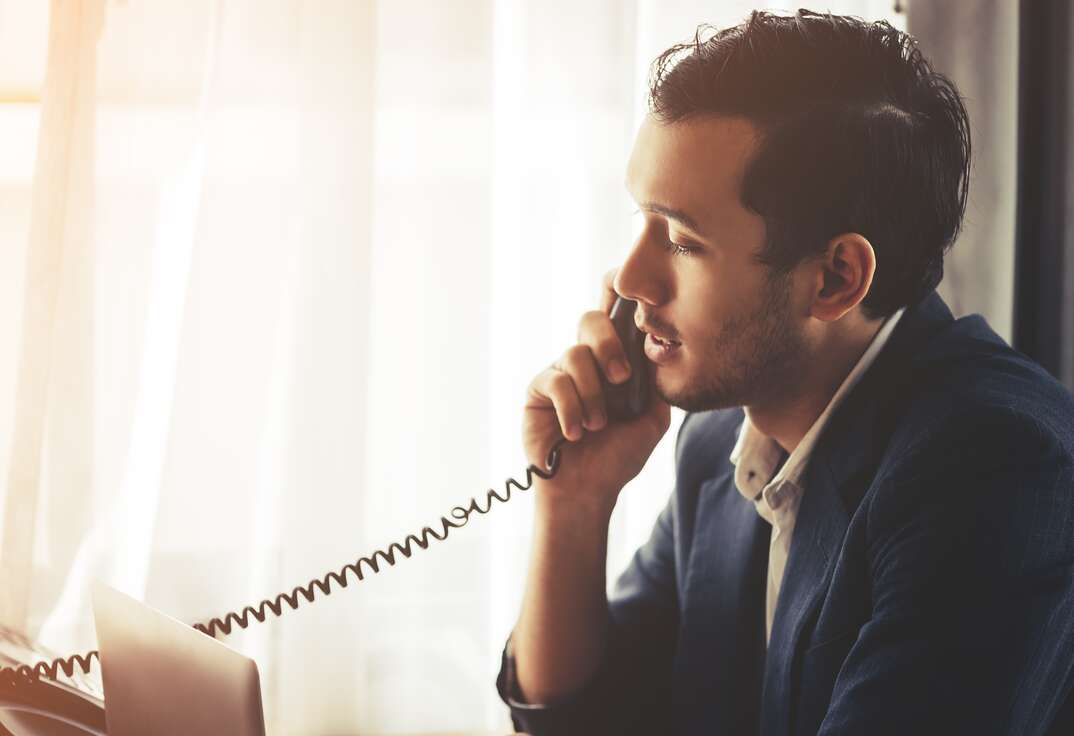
495, 479, 682, 736
817, 407, 1074, 736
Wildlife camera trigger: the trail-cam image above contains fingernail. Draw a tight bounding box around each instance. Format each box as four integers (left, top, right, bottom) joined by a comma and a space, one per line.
566, 423, 581, 440
609, 359, 630, 383
586, 410, 606, 431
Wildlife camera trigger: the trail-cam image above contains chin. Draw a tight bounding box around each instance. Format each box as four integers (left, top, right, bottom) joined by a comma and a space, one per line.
653, 368, 739, 413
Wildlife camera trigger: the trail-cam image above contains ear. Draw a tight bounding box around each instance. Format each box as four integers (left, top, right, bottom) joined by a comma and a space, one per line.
809, 233, 876, 322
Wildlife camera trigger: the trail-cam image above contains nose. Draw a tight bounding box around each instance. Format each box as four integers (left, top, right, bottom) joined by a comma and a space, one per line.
613, 233, 670, 307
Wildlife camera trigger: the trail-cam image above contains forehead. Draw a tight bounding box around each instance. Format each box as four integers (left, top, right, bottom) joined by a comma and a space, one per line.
625, 115, 761, 219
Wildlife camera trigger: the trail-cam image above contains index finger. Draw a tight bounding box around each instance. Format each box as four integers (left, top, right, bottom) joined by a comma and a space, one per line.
599, 268, 619, 314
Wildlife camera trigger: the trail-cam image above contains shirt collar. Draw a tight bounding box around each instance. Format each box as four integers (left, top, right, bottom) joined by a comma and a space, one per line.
729, 307, 906, 501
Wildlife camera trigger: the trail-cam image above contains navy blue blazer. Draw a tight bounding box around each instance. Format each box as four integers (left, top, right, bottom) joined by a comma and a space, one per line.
497, 291, 1074, 735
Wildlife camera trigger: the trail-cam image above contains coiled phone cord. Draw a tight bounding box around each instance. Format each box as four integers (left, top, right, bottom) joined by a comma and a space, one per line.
0, 438, 568, 691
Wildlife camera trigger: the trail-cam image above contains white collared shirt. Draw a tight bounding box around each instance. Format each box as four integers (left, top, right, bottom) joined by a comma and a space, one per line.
729, 307, 905, 644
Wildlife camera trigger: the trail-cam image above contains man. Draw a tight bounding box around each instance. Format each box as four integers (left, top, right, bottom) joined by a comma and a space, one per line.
495, 9, 1074, 736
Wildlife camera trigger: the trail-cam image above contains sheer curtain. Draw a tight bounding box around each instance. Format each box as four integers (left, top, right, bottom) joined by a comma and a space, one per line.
908, 0, 1020, 341
0, 1, 901, 733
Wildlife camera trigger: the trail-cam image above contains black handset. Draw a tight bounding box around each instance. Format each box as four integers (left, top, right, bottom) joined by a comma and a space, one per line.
603, 297, 650, 421
0, 297, 655, 713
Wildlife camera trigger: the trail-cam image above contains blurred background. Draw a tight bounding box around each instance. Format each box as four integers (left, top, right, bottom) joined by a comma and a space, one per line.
0, 0, 1068, 733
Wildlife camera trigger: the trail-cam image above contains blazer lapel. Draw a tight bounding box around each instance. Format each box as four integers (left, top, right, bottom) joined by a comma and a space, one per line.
676, 466, 771, 734
758, 291, 957, 736
759, 460, 850, 736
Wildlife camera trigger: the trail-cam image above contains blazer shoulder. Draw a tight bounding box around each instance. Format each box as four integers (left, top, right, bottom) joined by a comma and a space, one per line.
867, 333, 1074, 572
894, 316, 1074, 459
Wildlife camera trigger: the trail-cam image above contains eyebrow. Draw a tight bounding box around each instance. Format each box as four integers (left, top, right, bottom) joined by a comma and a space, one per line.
624, 173, 708, 236
638, 202, 704, 235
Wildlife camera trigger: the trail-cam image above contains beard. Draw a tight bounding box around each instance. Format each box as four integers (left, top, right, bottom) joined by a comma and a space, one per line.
656, 270, 806, 412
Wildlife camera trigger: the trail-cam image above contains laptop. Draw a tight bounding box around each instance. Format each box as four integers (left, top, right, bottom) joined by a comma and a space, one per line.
92, 584, 265, 736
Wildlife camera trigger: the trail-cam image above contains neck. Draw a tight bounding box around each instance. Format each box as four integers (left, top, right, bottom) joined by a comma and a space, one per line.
746, 314, 886, 454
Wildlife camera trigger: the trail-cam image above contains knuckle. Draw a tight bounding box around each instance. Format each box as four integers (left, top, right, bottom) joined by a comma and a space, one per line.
577, 310, 605, 338
563, 343, 592, 369
548, 369, 572, 394
566, 346, 604, 390
597, 334, 624, 359
583, 392, 606, 417
577, 382, 600, 405
579, 314, 616, 347
592, 338, 625, 383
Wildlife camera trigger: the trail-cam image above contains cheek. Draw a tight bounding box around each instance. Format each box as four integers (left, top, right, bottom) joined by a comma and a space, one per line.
674, 251, 766, 327
677, 280, 735, 336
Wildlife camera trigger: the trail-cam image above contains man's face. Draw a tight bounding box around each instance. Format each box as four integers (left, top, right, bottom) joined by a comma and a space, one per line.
618, 114, 809, 412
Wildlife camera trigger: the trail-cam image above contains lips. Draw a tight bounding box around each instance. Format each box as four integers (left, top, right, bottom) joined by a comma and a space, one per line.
636, 318, 681, 346
649, 333, 680, 347
644, 332, 682, 364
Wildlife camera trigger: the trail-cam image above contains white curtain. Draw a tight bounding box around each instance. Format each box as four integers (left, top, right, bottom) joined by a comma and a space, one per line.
907, 0, 1020, 340
0, 1, 902, 733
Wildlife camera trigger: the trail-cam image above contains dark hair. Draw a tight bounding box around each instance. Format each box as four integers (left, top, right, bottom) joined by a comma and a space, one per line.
648, 8, 971, 318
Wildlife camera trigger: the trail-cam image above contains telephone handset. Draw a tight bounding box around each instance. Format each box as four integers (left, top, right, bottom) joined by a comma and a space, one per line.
0, 297, 650, 733
603, 296, 650, 421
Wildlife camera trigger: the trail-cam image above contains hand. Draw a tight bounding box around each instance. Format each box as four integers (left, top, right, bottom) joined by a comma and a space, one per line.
522, 269, 671, 515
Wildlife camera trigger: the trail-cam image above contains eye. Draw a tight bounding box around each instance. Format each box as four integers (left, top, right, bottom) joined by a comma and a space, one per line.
630, 208, 700, 256
663, 238, 699, 256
